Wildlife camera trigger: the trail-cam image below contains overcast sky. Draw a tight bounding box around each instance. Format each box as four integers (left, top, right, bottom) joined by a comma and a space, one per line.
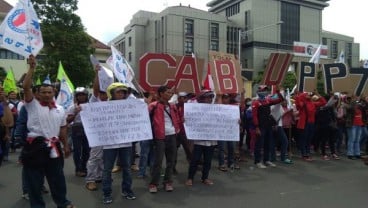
5, 0, 368, 59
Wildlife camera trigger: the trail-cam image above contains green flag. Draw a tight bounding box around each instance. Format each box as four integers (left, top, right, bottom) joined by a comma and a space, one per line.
3, 69, 17, 94
57, 61, 74, 91
36, 76, 41, 85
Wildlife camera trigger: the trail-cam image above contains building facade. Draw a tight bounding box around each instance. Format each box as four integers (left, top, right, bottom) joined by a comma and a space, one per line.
111, 0, 360, 81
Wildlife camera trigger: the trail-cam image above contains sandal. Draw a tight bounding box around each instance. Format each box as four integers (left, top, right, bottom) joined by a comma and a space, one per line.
202, 179, 214, 185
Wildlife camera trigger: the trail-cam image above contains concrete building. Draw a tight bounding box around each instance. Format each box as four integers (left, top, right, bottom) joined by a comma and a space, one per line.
111, 0, 360, 82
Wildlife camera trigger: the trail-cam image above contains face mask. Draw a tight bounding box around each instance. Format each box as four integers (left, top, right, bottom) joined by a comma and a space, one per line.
257, 91, 268, 99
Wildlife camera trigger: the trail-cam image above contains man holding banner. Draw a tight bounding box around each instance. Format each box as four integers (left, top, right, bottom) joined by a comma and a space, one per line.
101, 82, 136, 204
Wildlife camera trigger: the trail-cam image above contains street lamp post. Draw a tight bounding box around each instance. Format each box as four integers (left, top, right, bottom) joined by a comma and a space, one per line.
238, 21, 283, 67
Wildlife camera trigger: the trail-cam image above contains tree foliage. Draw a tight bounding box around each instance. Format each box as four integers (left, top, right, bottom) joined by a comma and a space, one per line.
32, 0, 94, 87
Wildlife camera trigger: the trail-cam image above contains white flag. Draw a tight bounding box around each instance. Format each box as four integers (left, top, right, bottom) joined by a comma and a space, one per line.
0, 0, 43, 57
98, 66, 114, 92
309, 45, 321, 64
56, 78, 74, 110
110, 45, 135, 84
335, 50, 345, 63
363, 60, 368, 69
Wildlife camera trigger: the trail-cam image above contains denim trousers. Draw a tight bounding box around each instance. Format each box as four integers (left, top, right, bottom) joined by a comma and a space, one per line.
23, 157, 71, 208
150, 135, 177, 185
102, 147, 133, 197
254, 127, 274, 164
71, 130, 90, 173
138, 140, 153, 177
188, 144, 215, 181
273, 126, 288, 161
347, 126, 362, 156
300, 123, 315, 157
217, 141, 235, 167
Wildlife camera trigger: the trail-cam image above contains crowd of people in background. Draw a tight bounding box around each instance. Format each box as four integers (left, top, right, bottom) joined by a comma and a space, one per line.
1, 56, 368, 207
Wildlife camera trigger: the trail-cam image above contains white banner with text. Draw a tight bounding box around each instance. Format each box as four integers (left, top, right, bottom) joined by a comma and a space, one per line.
80, 99, 152, 147
184, 103, 240, 141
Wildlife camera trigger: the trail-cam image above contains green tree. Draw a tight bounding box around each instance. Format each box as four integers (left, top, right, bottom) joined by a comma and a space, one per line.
33, 0, 94, 87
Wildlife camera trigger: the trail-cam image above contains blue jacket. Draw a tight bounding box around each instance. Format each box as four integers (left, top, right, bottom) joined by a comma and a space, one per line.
14, 105, 28, 141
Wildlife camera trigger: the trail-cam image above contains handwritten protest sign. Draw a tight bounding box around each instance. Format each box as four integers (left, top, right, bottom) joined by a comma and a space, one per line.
80, 99, 152, 147
184, 103, 239, 141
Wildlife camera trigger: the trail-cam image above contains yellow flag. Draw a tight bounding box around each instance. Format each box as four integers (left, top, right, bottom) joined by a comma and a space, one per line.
57, 61, 74, 91
3, 69, 17, 94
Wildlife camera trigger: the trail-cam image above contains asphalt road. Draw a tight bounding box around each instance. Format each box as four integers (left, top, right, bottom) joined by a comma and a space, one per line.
1, 149, 367, 208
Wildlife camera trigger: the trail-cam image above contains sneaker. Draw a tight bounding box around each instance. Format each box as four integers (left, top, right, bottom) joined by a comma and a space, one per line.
148, 184, 158, 193
256, 162, 267, 169
282, 159, 293, 164
131, 164, 139, 171
122, 191, 136, 200
164, 183, 174, 192
22, 193, 29, 200
42, 185, 49, 194
202, 179, 214, 185
348, 155, 356, 160
185, 179, 193, 186
112, 166, 121, 173
322, 155, 330, 161
265, 161, 277, 167
136, 174, 146, 179
218, 165, 228, 172
85, 182, 97, 191
75, 171, 87, 177
103, 195, 113, 204
303, 156, 313, 162
332, 154, 340, 160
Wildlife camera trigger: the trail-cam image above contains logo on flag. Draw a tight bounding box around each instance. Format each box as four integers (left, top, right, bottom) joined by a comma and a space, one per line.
7, 9, 26, 33
56, 79, 73, 110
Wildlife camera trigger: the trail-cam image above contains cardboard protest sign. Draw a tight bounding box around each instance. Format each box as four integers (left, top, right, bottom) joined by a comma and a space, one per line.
139, 53, 205, 93
323, 63, 368, 96
208, 51, 243, 94
80, 99, 152, 147
297, 62, 318, 92
184, 103, 240, 141
261, 53, 294, 86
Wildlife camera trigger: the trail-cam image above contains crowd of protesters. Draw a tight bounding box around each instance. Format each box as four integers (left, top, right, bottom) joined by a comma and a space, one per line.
1, 56, 368, 207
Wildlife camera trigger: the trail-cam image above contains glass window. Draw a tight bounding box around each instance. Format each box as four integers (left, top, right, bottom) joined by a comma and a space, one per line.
128, 52, 132, 62
211, 23, 219, 39
281, 2, 300, 45
210, 40, 219, 51
184, 37, 194, 54
331, 40, 338, 59
185, 19, 194, 36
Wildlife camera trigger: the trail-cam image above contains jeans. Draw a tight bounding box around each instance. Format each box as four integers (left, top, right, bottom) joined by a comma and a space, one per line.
188, 144, 215, 180
71, 128, 90, 173
273, 126, 289, 161
150, 135, 177, 185
23, 157, 71, 208
138, 140, 153, 177
217, 141, 235, 167
347, 126, 362, 156
300, 123, 315, 157
254, 127, 274, 164
102, 147, 133, 197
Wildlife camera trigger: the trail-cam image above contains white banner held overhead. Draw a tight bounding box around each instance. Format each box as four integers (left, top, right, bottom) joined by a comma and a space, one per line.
184, 103, 240, 141
80, 99, 152, 147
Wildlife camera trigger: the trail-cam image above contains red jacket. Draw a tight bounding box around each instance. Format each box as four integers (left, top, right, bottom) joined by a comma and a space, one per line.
295, 93, 326, 129
149, 101, 180, 140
